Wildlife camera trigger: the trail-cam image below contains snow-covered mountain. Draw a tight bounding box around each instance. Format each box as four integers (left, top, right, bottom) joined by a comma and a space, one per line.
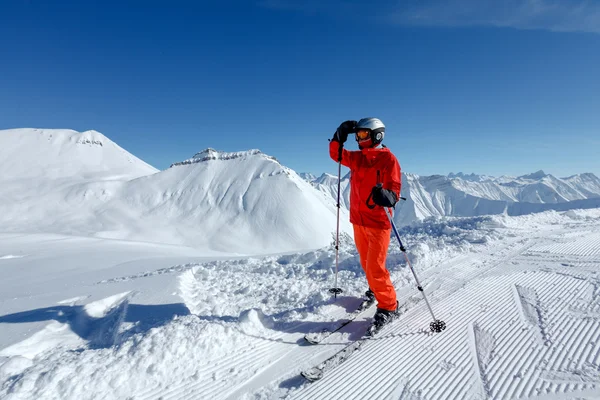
112, 148, 351, 253
0, 128, 157, 181
0, 130, 349, 254
303, 169, 600, 225
2, 128, 598, 250
298, 172, 316, 182
309, 172, 352, 209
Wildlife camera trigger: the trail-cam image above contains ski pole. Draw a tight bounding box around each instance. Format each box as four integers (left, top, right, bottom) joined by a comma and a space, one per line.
383, 206, 446, 333
329, 144, 344, 299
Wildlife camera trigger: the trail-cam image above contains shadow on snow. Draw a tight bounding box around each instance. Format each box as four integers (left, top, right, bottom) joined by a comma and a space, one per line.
0, 302, 190, 349
0, 295, 374, 349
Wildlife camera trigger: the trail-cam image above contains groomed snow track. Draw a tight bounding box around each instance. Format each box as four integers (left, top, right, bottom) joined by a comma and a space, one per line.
293, 226, 600, 400
120, 216, 600, 400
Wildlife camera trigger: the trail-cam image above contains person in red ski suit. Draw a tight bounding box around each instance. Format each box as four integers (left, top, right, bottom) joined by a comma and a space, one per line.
329, 118, 401, 327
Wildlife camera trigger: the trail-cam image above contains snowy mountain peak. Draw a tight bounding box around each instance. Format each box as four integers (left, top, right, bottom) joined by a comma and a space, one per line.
518, 170, 548, 180
565, 172, 597, 180
314, 173, 338, 185
298, 172, 316, 182
0, 128, 157, 181
170, 148, 278, 167
448, 172, 490, 182
75, 130, 105, 146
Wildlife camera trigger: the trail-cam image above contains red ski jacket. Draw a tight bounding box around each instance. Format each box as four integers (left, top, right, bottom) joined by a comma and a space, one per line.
329, 140, 401, 230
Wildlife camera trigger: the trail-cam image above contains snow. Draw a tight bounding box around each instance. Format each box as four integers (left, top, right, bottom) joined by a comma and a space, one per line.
1, 128, 600, 399
0, 129, 350, 254
307, 168, 600, 227
0, 128, 157, 181
2, 209, 600, 399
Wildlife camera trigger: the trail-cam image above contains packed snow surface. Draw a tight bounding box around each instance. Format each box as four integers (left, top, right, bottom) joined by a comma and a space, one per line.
2, 209, 600, 399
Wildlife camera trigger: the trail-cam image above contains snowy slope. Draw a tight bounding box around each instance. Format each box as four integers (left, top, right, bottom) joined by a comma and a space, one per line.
0, 128, 157, 181
563, 173, 600, 198
0, 129, 349, 254
107, 149, 352, 253
0, 128, 160, 243
1, 209, 600, 399
309, 172, 351, 209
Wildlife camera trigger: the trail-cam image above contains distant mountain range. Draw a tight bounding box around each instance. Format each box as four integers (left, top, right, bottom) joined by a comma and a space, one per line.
302, 169, 600, 225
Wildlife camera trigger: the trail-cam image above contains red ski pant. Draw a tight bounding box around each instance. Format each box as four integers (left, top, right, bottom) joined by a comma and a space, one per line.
353, 224, 397, 311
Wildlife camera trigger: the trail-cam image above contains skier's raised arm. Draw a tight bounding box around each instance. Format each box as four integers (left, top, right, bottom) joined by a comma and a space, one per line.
329, 120, 358, 168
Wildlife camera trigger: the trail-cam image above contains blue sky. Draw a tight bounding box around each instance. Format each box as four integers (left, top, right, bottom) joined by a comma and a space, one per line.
1, 0, 599, 178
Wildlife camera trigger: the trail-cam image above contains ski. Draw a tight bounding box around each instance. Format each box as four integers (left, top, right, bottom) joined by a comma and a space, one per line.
303, 297, 375, 345
301, 310, 407, 382
301, 323, 387, 382
301, 339, 364, 381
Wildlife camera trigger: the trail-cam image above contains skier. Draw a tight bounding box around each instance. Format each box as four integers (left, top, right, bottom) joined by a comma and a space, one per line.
329, 118, 401, 331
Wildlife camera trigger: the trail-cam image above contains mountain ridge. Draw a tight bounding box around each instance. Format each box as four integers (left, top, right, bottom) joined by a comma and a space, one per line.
2, 128, 598, 250
0, 129, 348, 254
301, 169, 600, 225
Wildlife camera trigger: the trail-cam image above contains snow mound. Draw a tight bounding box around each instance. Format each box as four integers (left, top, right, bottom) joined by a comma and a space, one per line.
239, 309, 275, 335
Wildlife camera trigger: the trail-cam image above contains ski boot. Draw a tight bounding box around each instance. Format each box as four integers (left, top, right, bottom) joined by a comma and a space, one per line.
358, 289, 376, 311
367, 301, 399, 336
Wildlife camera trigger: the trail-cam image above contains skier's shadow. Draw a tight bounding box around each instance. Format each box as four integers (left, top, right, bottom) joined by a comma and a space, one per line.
269, 295, 369, 337
0, 302, 190, 349
187, 295, 373, 347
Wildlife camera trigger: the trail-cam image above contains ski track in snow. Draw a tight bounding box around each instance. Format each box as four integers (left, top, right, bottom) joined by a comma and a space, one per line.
512, 284, 550, 346
95, 263, 197, 284
292, 218, 600, 400
2, 210, 600, 399
468, 322, 496, 399
526, 232, 600, 258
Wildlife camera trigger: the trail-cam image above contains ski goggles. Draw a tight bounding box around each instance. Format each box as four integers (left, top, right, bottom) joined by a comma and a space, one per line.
356, 129, 370, 140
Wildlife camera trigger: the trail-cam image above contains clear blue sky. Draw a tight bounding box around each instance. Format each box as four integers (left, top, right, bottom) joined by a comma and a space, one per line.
1, 0, 599, 178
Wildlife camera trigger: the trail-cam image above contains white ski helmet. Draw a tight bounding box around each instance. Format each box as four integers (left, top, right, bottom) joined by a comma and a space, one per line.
355, 117, 385, 147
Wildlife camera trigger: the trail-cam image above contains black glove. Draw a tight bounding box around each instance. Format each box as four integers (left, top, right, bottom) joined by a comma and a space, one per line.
371, 184, 398, 207
332, 120, 357, 144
